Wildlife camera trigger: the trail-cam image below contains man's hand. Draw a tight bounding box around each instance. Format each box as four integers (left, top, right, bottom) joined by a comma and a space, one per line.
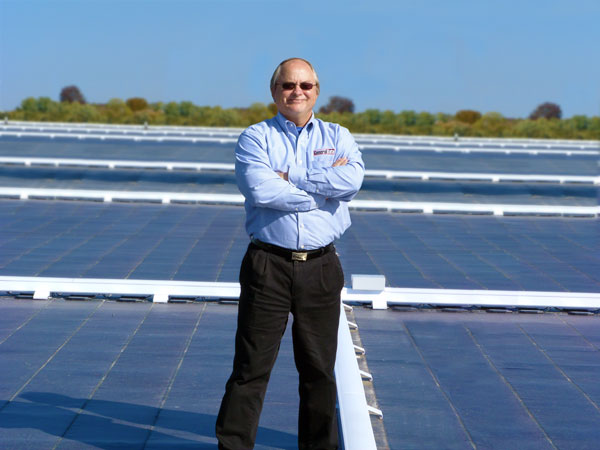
276, 171, 289, 181
332, 157, 348, 167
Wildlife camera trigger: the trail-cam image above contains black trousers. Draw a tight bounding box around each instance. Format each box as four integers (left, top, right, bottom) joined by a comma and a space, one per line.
216, 243, 344, 450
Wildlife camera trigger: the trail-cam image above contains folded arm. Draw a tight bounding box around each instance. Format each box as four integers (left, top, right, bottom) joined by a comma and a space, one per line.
287, 127, 365, 201
235, 131, 325, 212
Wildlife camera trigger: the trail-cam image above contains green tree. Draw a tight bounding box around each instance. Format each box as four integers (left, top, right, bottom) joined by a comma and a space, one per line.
163, 102, 180, 124
416, 112, 435, 127
398, 110, 417, 127
20, 97, 38, 112
105, 98, 129, 123
179, 101, 194, 117
588, 117, 600, 139
474, 112, 505, 136
363, 109, 381, 125
35, 97, 55, 113
65, 102, 101, 122
512, 119, 544, 138
435, 113, 452, 123
569, 115, 588, 131
380, 110, 401, 133
244, 103, 271, 125
209, 107, 241, 126
19, 97, 43, 120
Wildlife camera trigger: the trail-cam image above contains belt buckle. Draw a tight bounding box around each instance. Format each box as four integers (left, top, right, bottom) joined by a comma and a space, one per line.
291, 251, 307, 262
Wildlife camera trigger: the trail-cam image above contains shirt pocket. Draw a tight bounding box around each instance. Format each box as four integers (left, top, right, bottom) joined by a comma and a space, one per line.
310, 148, 337, 168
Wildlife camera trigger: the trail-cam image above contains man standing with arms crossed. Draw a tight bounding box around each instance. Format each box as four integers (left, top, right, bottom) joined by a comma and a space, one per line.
216, 58, 364, 450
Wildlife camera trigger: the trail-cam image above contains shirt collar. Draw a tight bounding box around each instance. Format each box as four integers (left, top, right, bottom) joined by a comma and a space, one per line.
275, 112, 316, 134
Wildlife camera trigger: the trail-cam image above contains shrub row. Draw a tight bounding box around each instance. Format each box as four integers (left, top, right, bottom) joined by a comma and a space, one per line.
3, 97, 599, 140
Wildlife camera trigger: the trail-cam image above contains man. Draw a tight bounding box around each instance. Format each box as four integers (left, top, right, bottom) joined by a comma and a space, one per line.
216, 58, 364, 450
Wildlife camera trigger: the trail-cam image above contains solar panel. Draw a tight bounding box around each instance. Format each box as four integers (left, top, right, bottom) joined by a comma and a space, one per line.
355, 307, 600, 449
0, 201, 597, 293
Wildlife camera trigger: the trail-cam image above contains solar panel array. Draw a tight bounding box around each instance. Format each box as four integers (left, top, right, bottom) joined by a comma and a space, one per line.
0, 125, 598, 292
1, 134, 597, 174
0, 201, 598, 292
1, 122, 599, 449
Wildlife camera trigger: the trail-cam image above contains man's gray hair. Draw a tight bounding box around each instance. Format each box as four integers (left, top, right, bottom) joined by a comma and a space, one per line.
270, 58, 320, 93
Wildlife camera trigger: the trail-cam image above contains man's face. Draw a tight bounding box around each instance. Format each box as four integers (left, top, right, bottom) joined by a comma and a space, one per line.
271, 60, 319, 126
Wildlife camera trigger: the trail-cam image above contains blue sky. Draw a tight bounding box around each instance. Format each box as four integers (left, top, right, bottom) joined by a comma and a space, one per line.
1, 0, 598, 118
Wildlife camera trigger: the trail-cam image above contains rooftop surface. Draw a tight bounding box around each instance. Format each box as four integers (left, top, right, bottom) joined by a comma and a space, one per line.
0, 126, 599, 448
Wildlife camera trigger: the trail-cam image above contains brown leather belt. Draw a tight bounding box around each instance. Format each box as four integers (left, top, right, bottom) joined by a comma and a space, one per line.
250, 239, 334, 262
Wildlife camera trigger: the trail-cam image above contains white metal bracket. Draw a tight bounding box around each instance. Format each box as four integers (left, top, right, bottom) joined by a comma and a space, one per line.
359, 370, 373, 381
367, 405, 383, 418
33, 289, 50, 300
353, 345, 365, 355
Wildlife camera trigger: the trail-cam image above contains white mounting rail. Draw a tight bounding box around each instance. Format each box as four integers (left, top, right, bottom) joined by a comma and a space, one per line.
0, 130, 238, 145
0, 157, 234, 172
354, 134, 599, 149
0, 187, 597, 216
0, 276, 240, 302
2, 156, 597, 185
347, 199, 598, 216
1, 277, 599, 309
335, 302, 378, 450
4, 120, 599, 149
358, 143, 598, 156
365, 169, 599, 184
343, 287, 600, 310
2, 120, 245, 134
2, 124, 241, 139
0, 187, 244, 205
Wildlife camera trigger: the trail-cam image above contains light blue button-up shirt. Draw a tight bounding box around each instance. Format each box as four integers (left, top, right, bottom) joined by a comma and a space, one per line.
235, 112, 365, 250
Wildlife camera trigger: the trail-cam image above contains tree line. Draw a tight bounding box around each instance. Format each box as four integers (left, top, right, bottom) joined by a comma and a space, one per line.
2, 86, 598, 140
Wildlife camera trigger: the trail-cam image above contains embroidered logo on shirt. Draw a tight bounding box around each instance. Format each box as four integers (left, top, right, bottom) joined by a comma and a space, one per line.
313, 148, 336, 156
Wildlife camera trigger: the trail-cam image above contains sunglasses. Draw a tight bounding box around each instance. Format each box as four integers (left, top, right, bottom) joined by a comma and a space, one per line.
278, 82, 318, 91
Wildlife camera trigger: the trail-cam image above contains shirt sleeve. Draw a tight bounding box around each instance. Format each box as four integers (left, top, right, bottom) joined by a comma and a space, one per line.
235, 129, 326, 212
287, 126, 365, 201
